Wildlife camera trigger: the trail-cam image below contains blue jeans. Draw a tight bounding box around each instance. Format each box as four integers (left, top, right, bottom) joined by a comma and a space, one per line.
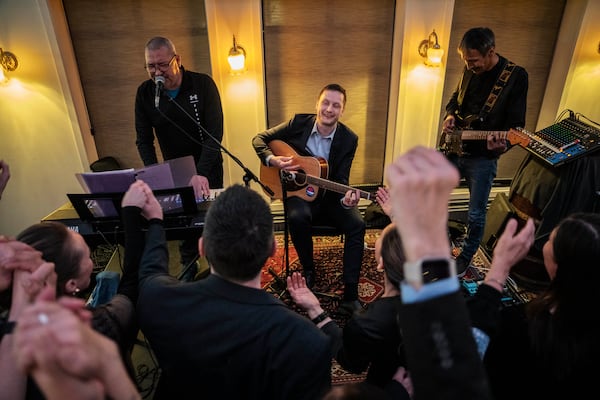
449, 155, 497, 263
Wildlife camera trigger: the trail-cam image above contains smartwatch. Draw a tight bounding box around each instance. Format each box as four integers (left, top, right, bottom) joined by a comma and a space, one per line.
404, 257, 456, 287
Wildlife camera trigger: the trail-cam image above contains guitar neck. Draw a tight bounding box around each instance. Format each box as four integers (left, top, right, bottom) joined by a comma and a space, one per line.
457, 130, 508, 140
304, 175, 371, 200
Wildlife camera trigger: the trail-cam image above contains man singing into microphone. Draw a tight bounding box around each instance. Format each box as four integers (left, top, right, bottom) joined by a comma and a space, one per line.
135, 36, 224, 281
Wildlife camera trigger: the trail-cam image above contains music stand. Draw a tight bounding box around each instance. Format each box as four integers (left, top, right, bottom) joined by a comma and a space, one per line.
68, 186, 198, 222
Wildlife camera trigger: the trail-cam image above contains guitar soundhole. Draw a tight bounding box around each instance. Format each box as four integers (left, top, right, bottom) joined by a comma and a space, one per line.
294, 171, 307, 185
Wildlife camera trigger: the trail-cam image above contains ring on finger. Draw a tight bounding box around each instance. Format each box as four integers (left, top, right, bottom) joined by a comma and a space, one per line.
37, 313, 49, 325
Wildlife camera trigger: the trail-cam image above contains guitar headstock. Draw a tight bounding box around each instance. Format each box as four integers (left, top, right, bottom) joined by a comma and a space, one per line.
507, 127, 531, 148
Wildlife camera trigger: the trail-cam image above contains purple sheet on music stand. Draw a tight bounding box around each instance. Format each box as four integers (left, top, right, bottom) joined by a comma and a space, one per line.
75, 169, 136, 193
166, 155, 196, 187
76, 155, 196, 194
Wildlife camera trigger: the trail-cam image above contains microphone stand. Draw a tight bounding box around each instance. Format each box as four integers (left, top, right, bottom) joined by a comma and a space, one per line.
164, 95, 274, 197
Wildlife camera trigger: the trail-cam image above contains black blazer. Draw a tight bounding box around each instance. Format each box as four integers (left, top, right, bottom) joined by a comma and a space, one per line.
398, 291, 492, 400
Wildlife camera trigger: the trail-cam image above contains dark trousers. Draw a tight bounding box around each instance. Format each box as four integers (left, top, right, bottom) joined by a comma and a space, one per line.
286, 192, 365, 300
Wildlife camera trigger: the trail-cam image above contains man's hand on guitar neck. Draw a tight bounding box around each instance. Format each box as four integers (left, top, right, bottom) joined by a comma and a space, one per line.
487, 132, 508, 154
267, 155, 300, 171
341, 189, 361, 209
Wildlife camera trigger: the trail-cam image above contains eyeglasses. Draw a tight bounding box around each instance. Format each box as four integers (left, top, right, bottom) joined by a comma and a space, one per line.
144, 55, 176, 72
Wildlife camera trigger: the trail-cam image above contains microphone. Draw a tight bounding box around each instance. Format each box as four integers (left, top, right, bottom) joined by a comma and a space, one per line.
154, 76, 165, 109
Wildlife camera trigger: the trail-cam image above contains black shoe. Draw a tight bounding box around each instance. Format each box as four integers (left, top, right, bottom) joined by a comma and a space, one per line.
456, 257, 471, 278
337, 300, 363, 317
304, 270, 315, 289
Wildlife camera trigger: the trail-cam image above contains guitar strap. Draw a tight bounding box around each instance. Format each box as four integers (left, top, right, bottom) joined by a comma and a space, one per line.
479, 60, 516, 121
440, 60, 516, 151
455, 60, 516, 124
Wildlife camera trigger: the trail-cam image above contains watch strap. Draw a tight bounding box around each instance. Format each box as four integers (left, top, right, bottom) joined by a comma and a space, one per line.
311, 311, 329, 325
404, 257, 456, 286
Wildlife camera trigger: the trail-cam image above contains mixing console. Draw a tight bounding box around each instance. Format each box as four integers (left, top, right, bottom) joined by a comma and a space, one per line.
515, 116, 600, 167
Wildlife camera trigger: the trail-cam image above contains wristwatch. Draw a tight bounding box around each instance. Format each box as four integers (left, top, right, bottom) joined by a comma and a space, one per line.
404, 257, 456, 287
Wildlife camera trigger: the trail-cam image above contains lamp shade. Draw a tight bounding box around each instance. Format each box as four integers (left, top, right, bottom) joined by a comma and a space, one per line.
427, 46, 444, 66
228, 36, 246, 74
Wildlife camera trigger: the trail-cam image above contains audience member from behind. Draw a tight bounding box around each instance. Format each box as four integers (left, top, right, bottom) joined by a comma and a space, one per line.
288, 223, 411, 398
0, 160, 9, 200
137, 184, 331, 399
12, 286, 141, 400
481, 212, 600, 399
386, 146, 492, 400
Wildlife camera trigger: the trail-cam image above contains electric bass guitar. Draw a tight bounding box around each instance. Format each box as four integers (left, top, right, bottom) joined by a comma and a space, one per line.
438, 115, 530, 156
259, 140, 371, 202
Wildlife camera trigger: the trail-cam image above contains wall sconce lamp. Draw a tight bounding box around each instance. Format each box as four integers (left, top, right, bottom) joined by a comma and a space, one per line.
227, 35, 246, 75
0, 48, 19, 83
418, 30, 444, 67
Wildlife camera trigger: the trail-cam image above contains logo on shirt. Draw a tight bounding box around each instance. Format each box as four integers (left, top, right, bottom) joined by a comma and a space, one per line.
305, 186, 316, 198
189, 94, 198, 103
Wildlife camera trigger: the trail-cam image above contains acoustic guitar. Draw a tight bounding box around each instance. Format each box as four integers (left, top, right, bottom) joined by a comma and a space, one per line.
438, 115, 531, 156
259, 140, 371, 202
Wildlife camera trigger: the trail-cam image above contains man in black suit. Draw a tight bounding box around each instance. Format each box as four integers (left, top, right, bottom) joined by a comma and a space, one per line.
252, 83, 366, 317
386, 146, 493, 400
136, 184, 332, 399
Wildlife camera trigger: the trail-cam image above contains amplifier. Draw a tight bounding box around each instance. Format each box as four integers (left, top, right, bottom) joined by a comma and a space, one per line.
516, 116, 600, 167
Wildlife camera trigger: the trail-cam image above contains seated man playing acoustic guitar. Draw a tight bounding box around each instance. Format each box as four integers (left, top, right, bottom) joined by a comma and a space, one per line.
252, 83, 366, 317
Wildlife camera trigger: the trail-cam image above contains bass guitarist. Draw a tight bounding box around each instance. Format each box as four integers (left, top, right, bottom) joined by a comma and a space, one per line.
252, 83, 366, 317
441, 27, 528, 275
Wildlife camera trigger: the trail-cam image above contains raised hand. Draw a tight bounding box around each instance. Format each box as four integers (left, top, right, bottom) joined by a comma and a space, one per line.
287, 272, 321, 312
386, 146, 459, 262
485, 218, 535, 290
375, 186, 392, 217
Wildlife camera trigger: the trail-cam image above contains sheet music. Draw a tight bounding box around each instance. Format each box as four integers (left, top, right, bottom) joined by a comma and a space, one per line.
75, 169, 136, 193
76, 155, 197, 193
134, 163, 175, 190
